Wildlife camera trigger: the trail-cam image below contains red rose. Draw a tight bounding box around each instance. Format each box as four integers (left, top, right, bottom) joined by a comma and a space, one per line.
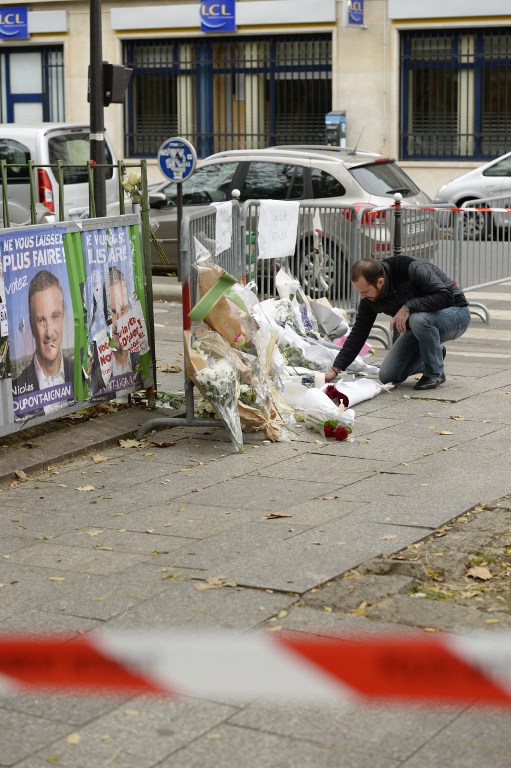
333, 426, 349, 441
324, 385, 349, 408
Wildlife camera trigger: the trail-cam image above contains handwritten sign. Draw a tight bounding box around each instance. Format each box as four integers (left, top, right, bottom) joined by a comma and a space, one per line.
257, 201, 300, 261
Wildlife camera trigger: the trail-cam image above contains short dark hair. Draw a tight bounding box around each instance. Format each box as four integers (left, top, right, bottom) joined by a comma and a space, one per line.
350, 259, 384, 286
28, 270, 64, 323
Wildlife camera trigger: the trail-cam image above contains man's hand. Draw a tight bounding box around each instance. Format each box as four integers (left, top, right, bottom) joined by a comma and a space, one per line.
390, 305, 410, 335
325, 367, 339, 383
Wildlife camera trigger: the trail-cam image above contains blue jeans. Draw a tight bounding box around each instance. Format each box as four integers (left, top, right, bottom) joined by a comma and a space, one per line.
378, 306, 471, 385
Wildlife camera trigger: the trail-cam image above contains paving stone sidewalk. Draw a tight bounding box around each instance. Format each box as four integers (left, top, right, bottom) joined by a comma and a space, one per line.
0, 283, 511, 767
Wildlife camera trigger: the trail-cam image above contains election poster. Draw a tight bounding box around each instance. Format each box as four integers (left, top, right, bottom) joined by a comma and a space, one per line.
81, 224, 149, 401
0, 226, 76, 420
0, 256, 9, 380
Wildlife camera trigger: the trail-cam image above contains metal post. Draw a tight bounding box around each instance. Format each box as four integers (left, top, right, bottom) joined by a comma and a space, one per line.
89, 0, 107, 217
392, 192, 402, 257
176, 181, 183, 282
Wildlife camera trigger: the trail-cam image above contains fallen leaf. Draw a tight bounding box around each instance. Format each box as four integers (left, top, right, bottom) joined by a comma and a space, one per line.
466, 565, 492, 581
14, 469, 28, 481
383, 534, 398, 541
66, 733, 80, 745
96, 546, 113, 552
450, 415, 465, 421
264, 512, 292, 519
49, 577, 66, 582
150, 440, 177, 448
436, 431, 454, 436
277, 610, 288, 619
119, 439, 145, 448
86, 529, 103, 537
193, 575, 236, 591
76, 485, 95, 492
91, 454, 108, 463
351, 601, 368, 616
161, 572, 180, 580
317, 495, 339, 501
46, 754, 60, 762
485, 618, 502, 624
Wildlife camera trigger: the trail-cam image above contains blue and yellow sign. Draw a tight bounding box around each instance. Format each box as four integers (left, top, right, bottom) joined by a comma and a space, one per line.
0, 7, 28, 39
200, 1, 236, 33
348, 0, 364, 26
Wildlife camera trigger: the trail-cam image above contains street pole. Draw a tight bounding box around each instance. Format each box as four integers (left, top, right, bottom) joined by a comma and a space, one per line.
89, 0, 107, 216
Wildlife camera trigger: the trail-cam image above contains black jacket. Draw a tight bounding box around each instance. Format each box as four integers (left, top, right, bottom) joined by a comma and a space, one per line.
333, 256, 468, 371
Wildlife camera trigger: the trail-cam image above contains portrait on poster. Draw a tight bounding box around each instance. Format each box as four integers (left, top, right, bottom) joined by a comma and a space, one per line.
82, 225, 148, 400
0, 227, 75, 420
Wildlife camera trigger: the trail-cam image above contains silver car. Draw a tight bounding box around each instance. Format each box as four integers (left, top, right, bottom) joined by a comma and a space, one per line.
149, 145, 435, 286
434, 152, 511, 239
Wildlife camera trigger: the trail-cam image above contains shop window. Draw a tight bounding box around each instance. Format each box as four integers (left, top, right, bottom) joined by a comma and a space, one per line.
401, 28, 511, 160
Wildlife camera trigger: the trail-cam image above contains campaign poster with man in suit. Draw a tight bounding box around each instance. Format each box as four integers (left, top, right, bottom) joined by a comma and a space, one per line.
1, 226, 75, 420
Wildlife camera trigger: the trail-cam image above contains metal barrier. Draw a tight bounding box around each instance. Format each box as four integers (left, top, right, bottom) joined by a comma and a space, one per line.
136, 190, 511, 441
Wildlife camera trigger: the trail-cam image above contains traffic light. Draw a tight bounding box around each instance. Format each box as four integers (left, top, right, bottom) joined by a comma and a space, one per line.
103, 63, 133, 106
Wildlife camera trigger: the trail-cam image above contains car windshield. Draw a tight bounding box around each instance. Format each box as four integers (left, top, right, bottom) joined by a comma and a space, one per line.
350, 161, 420, 198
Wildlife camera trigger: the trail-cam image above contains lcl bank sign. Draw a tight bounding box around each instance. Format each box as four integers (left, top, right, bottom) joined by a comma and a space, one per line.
200, 0, 236, 33
0, 7, 29, 39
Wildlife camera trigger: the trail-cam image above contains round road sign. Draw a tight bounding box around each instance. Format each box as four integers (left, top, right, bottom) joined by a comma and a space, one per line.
157, 137, 197, 182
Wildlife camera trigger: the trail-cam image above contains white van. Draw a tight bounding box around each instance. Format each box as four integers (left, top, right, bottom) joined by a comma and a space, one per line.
0, 123, 118, 224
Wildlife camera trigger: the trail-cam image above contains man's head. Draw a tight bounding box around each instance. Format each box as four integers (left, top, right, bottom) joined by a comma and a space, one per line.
28, 270, 65, 376
108, 266, 128, 351
351, 259, 385, 302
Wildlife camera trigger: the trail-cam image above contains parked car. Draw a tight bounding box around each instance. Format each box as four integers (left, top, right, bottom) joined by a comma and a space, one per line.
0, 123, 119, 224
434, 152, 511, 238
148, 145, 436, 292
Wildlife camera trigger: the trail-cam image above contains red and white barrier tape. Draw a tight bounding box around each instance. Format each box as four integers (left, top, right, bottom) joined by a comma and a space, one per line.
1, 631, 511, 705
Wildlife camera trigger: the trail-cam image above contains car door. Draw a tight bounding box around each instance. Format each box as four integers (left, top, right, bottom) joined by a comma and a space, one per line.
0, 137, 32, 224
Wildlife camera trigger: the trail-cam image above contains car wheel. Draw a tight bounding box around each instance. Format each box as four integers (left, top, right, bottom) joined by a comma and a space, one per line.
297, 238, 348, 302
459, 203, 490, 241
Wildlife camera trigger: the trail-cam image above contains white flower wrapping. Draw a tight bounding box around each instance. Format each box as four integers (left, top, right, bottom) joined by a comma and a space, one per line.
196, 359, 240, 406
195, 358, 243, 452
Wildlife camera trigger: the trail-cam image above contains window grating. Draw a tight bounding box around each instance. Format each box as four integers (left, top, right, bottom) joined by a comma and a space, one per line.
123, 34, 332, 158
401, 28, 511, 160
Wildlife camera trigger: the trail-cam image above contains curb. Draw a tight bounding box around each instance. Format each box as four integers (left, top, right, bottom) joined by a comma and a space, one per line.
0, 406, 179, 487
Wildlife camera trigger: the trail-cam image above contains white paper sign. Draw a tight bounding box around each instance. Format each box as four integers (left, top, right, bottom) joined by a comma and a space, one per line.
257, 200, 300, 260
210, 201, 232, 256
94, 329, 113, 386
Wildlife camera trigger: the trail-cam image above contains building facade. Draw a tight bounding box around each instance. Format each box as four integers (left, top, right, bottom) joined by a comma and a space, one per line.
1, 0, 511, 197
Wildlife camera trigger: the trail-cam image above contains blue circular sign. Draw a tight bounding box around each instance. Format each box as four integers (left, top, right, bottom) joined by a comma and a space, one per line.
157, 137, 197, 182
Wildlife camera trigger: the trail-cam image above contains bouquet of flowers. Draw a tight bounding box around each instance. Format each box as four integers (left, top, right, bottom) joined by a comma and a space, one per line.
122, 171, 142, 206
195, 356, 243, 453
